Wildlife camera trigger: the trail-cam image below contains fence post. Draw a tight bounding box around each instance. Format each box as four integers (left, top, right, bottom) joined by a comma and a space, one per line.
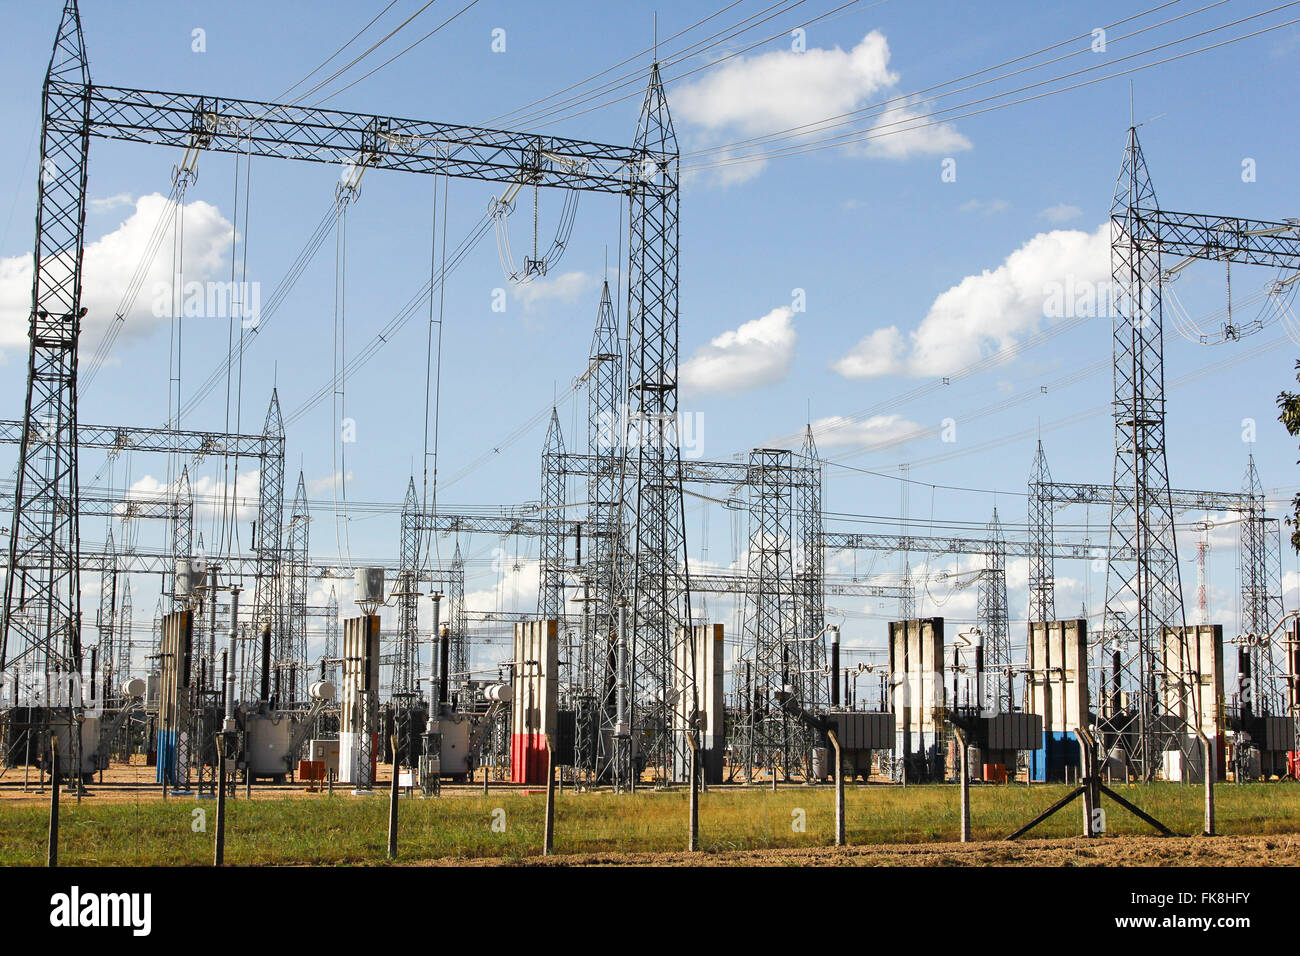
828, 729, 845, 847
954, 725, 971, 843
214, 733, 228, 866
388, 734, 401, 860
543, 733, 556, 856
688, 734, 700, 852
47, 734, 59, 867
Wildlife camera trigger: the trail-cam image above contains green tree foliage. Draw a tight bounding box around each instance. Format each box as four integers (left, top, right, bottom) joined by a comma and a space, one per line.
1276, 360, 1300, 551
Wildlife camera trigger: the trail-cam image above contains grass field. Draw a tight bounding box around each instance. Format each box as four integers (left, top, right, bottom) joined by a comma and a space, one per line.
4, 781, 1300, 865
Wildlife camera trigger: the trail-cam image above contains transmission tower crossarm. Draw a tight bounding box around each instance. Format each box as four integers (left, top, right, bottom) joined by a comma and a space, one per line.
0, 419, 278, 458
1138, 208, 1300, 270
80, 86, 642, 195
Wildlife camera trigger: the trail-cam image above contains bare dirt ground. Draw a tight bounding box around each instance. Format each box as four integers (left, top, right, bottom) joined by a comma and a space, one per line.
414, 833, 1300, 867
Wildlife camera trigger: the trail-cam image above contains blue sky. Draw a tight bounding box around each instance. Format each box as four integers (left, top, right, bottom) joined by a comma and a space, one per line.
3, 0, 1300, 676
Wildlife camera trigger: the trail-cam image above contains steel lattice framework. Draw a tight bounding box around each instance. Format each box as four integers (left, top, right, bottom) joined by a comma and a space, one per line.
170, 466, 192, 606
283, 472, 310, 705
796, 427, 827, 717
615, 64, 697, 783
584, 280, 624, 775
247, 390, 285, 699
977, 509, 1011, 712
448, 543, 468, 691
3, 6, 694, 768
822, 529, 1136, 561
1104, 126, 1300, 778
735, 449, 801, 780
1028, 440, 1056, 624
115, 575, 132, 682
539, 409, 566, 621
899, 557, 917, 619
0, 388, 280, 697
324, 587, 339, 683
95, 530, 118, 700
0, 1, 92, 680
1240, 456, 1285, 715
396, 478, 422, 697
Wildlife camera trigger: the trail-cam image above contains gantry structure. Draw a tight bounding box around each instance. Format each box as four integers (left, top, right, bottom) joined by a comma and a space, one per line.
1094, 125, 1299, 777
1, 3, 699, 775
4, 4, 1295, 788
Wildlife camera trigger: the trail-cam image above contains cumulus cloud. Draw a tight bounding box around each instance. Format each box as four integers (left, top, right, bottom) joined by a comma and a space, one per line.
511, 270, 594, 310
675, 31, 968, 184
465, 556, 540, 614
849, 102, 971, 160
1040, 203, 1083, 223
830, 326, 904, 378
128, 468, 261, 525
680, 306, 796, 394
0, 193, 233, 359
307, 471, 353, 496
808, 413, 925, 450
89, 193, 135, 213
833, 224, 1109, 379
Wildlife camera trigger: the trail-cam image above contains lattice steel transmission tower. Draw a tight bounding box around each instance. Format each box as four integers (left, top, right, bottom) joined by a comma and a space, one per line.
116, 575, 133, 681
449, 543, 468, 693
737, 449, 800, 779
283, 472, 310, 704
582, 279, 625, 779
1103, 126, 1300, 777
977, 508, 1011, 711
324, 587, 339, 683
397, 477, 422, 697
1028, 440, 1056, 624
1103, 126, 1189, 778
249, 389, 285, 699
1240, 455, 1282, 714
900, 557, 917, 619
796, 425, 826, 715
585, 279, 622, 666
96, 530, 118, 698
616, 63, 696, 782
0, 0, 91, 686
539, 409, 566, 622
171, 466, 192, 609
150, 598, 163, 677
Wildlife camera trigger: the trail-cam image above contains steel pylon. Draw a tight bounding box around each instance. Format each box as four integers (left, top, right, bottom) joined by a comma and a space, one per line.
1, 0, 92, 689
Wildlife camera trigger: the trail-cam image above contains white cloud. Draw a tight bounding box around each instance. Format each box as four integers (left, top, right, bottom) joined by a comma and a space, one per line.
0, 193, 233, 359
1040, 203, 1083, 223
808, 413, 926, 449
89, 193, 135, 213
677, 31, 897, 134
834, 224, 1109, 379
850, 102, 971, 160
511, 270, 594, 310
680, 306, 796, 394
128, 468, 261, 525
960, 198, 1010, 216
831, 325, 904, 378
307, 471, 353, 496
465, 556, 540, 614
675, 31, 968, 184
